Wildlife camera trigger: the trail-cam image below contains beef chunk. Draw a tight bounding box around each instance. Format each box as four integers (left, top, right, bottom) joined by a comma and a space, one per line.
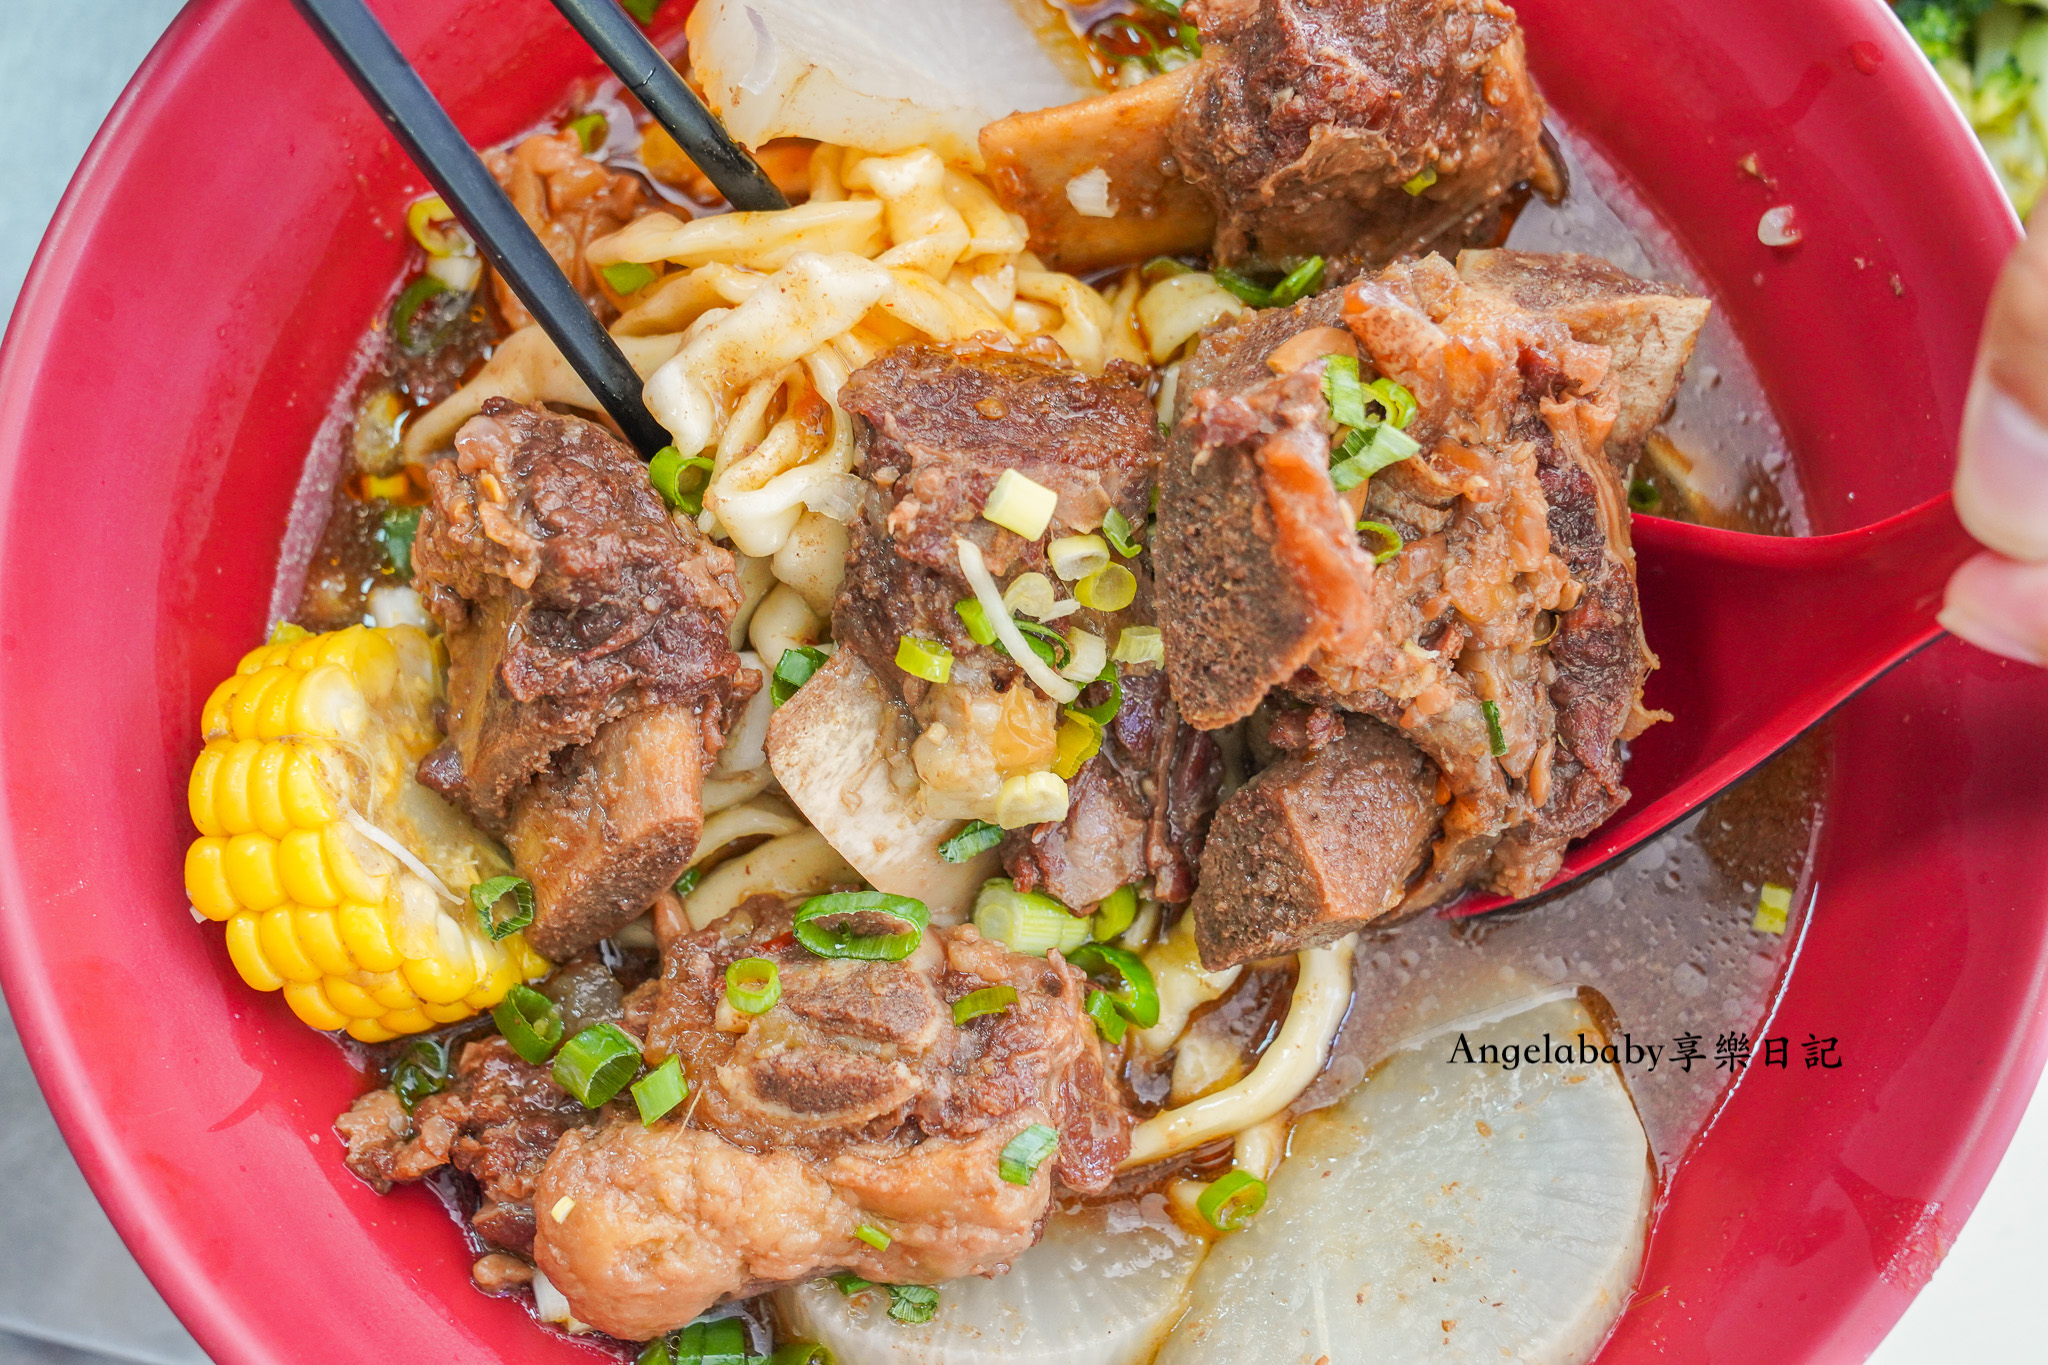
413, 399, 753, 955
1171, 0, 1547, 270
1191, 716, 1440, 969
1004, 670, 1223, 909
336, 1035, 604, 1253
532, 918, 1131, 1338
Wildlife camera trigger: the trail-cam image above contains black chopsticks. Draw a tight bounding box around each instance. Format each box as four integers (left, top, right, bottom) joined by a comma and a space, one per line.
289, 0, 787, 458
551, 0, 790, 212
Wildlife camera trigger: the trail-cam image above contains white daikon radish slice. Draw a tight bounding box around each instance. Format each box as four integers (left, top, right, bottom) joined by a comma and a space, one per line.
687, 0, 1100, 168
777, 1198, 1206, 1365
1158, 995, 1652, 1365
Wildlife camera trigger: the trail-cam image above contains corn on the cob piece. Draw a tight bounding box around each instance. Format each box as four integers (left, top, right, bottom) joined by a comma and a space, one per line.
185, 623, 548, 1042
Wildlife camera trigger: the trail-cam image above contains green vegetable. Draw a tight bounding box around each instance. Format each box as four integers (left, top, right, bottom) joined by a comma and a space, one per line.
887, 1285, 940, 1325
632, 1055, 689, 1124
998, 1123, 1060, 1185
390, 1036, 450, 1113
771, 646, 831, 705
1068, 942, 1161, 1029
1092, 883, 1139, 941
955, 597, 997, 646
1894, 1, 2048, 207
855, 1223, 892, 1250
566, 111, 610, 154
1101, 506, 1144, 557
553, 1022, 643, 1108
1322, 354, 1371, 429
1329, 425, 1421, 490
1212, 267, 1277, 308
768, 1345, 834, 1365
829, 1272, 874, 1295
1482, 699, 1509, 758
377, 505, 421, 580
638, 1316, 749, 1365
952, 985, 1019, 1025
954, 598, 1068, 668
1266, 256, 1326, 307
939, 820, 1003, 863
1067, 662, 1122, 729
794, 892, 930, 961
895, 635, 954, 683
602, 260, 658, 295
1197, 1170, 1269, 1231
1627, 477, 1663, 513
650, 445, 715, 515
1356, 519, 1405, 565
492, 984, 565, 1064
1403, 166, 1439, 196
621, 0, 663, 23
469, 874, 535, 940
391, 274, 458, 355
1084, 988, 1128, 1044
1141, 255, 1194, 282
725, 957, 782, 1014
674, 866, 703, 897
972, 878, 1091, 957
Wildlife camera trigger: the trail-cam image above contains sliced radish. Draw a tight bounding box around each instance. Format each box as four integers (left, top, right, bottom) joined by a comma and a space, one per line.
1157, 996, 1652, 1365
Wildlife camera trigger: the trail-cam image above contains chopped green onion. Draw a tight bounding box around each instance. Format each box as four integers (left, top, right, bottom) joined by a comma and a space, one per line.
887, 1284, 940, 1325
631, 1055, 689, 1125
771, 646, 830, 705
1085, 988, 1129, 1043
650, 1317, 748, 1365
1053, 715, 1103, 780
392, 274, 455, 354
1368, 377, 1418, 429
565, 111, 610, 154
972, 878, 1091, 957
1330, 425, 1422, 490
377, 505, 421, 580
1356, 520, 1404, 565
998, 1123, 1060, 1185
1076, 564, 1137, 612
829, 1272, 874, 1295
895, 635, 954, 683
1753, 883, 1793, 935
469, 875, 535, 940
1101, 507, 1144, 557
794, 892, 930, 961
854, 1222, 891, 1251
1197, 1170, 1269, 1231
939, 820, 1003, 863
621, 0, 662, 22
1212, 266, 1276, 308
725, 957, 782, 1014
952, 985, 1019, 1025
1322, 354, 1370, 429
768, 1344, 834, 1365
1266, 256, 1326, 308
1012, 616, 1074, 669
552, 1022, 643, 1108
955, 597, 998, 647
405, 196, 466, 257
1178, 21, 1203, 55
1627, 477, 1663, 513
1482, 699, 1509, 758
493, 984, 565, 1064
1092, 884, 1139, 941
1068, 942, 1161, 1028
1141, 255, 1193, 281
601, 260, 658, 295
391, 1037, 451, 1113
1403, 166, 1439, 196
674, 866, 703, 897
1067, 662, 1122, 728
1113, 625, 1165, 667
650, 445, 716, 515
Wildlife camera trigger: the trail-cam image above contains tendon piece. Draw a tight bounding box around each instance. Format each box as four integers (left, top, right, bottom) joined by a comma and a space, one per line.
506, 705, 708, 960
1154, 367, 1376, 730
979, 64, 1218, 273
483, 129, 648, 329
1191, 717, 1440, 969
1171, 0, 1547, 270
1456, 248, 1712, 459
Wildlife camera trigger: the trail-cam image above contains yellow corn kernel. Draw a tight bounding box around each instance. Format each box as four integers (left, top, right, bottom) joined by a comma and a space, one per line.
292, 907, 353, 977
222, 832, 285, 911
200, 674, 243, 740
224, 914, 286, 992
230, 667, 291, 742
284, 980, 351, 1032
463, 939, 523, 1010
247, 743, 295, 839
279, 744, 337, 828
319, 975, 387, 1019
421, 1000, 475, 1024
255, 908, 321, 984
402, 940, 479, 1005
209, 740, 259, 836
277, 827, 339, 907
513, 936, 552, 981
336, 903, 404, 973
188, 747, 226, 837
347, 1018, 402, 1044
184, 838, 238, 922
379, 1007, 435, 1036
363, 970, 420, 1012
321, 823, 387, 904
287, 663, 369, 740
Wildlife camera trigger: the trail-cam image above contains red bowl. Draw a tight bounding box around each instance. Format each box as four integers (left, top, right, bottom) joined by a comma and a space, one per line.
0, 1, 2038, 1361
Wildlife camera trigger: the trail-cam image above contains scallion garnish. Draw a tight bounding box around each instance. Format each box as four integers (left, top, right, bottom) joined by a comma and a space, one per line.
1141, 255, 1194, 282
637, 1316, 749, 1365
1067, 661, 1122, 728
565, 111, 610, 154
1753, 883, 1793, 935
469, 874, 535, 940
493, 984, 565, 1064
854, 1222, 891, 1251
1266, 255, 1327, 308
793, 892, 930, 961
768, 1344, 833, 1365
1092, 883, 1139, 941
887, 1284, 940, 1325
620, 0, 661, 22
392, 274, 456, 355
377, 505, 421, 580
649, 445, 715, 515
1076, 564, 1137, 612
1112, 626, 1165, 667
998, 1123, 1060, 1186
1197, 1169, 1269, 1231
1356, 519, 1405, 565
1403, 165, 1439, 196
1369, 377, 1418, 429
1084, 988, 1129, 1044
1482, 699, 1509, 757
1322, 354, 1371, 429
895, 635, 954, 684
390, 1036, 451, 1113
725, 957, 782, 1014
552, 1022, 643, 1108
939, 820, 1003, 863
952, 985, 1019, 1025
771, 646, 831, 705
1052, 715, 1103, 780
1068, 942, 1161, 1029
1330, 425, 1422, 491
1101, 507, 1144, 557
1627, 477, 1662, 513
675, 866, 703, 897
601, 260, 658, 296
955, 597, 998, 647
404, 195, 466, 257
1012, 617, 1075, 669
631, 1055, 688, 1125
972, 878, 1091, 957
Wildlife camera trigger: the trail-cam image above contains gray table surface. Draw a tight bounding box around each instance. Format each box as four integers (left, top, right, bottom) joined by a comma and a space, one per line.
0, 3, 2039, 1363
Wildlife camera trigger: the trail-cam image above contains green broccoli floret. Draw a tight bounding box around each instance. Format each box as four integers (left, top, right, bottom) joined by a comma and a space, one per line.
1895, 0, 1998, 63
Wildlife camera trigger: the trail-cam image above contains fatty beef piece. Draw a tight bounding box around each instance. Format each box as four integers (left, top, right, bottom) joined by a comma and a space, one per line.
1155, 250, 1709, 966
411, 398, 755, 959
